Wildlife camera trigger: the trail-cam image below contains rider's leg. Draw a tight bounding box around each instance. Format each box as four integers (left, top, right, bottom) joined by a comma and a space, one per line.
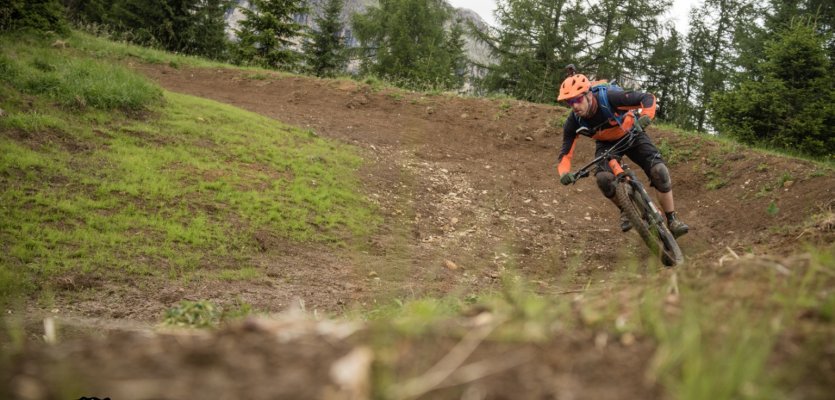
595, 171, 617, 198
596, 170, 632, 232
649, 163, 689, 238
594, 141, 632, 232
656, 189, 674, 212
627, 137, 689, 238
650, 163, 674, 213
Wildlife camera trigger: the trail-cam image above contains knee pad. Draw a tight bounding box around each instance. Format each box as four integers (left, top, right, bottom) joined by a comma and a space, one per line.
650, 163, 672, 193
596, 171, 616, 198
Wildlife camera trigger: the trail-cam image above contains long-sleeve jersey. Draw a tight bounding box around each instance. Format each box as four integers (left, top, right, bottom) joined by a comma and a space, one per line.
557, 90, 657, 176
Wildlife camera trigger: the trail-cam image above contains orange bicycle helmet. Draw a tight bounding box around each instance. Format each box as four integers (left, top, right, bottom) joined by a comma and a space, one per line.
557, 74, 590, 101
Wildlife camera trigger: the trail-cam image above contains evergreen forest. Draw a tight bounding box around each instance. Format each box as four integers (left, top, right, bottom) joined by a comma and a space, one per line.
2, 0, 833, 158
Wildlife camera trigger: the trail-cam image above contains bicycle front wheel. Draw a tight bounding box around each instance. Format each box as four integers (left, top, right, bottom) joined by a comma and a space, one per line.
615, 182, 684, 267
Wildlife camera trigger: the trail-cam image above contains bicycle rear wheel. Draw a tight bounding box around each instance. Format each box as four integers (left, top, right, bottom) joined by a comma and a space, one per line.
615, 183, 684, 267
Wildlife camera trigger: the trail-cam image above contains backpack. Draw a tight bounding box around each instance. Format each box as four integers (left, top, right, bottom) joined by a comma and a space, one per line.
574, 80, 628, 131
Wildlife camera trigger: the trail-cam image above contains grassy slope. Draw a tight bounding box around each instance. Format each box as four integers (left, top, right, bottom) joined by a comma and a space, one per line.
0, 31, 832, 400
0, 33, 378, 303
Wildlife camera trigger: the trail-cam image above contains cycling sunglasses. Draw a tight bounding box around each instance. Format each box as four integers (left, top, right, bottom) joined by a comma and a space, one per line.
566, 93, 586, 106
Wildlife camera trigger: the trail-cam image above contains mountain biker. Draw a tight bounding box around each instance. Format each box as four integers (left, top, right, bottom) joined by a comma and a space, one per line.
555, 72, 689, 238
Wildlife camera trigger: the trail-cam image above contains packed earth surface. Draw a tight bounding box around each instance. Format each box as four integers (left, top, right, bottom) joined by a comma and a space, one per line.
6, 63, 834, 400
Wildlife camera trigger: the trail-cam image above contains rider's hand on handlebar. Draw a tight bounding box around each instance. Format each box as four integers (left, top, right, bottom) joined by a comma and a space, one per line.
560, 172, 577, 186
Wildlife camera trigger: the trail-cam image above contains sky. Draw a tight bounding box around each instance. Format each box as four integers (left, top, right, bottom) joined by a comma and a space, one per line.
447, 0, 696, 35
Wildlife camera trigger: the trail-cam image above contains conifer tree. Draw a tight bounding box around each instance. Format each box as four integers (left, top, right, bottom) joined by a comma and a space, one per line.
644, 25, 685, 121
767, 0, 834, 59
351, 0, 466, 90
188, 0, 233, 59
63, 0, 110, 25
585, 0, 670, 84
303, 0, 348, 77
65, 0, 231, 59
1, 0, 68, 33
683, 0, 757, 132
235, 0, 308, 70
472, 0, 588, 102
710, 22, 834, 158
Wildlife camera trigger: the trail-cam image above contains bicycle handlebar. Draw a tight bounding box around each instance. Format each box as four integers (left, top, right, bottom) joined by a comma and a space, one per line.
571, 110, 644, 182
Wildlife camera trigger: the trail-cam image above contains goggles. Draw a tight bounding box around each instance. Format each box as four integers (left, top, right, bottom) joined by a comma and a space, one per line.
566, 93, 586, 106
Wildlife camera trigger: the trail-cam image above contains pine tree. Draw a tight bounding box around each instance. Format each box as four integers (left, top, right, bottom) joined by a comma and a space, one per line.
63, 0, 111, 26
303, 0, 348, 77
1, 0, 68, 33
72, 0, 231, 59
710, 22, 834, 158
472, 0, 673, 102
472, 0, 589, 102
683, 0, 758, 132
351, 0, 466, 90
188, 0, 233, 59
585, 0, 671, 84
644, 25, 685, 121
235, 0, 308, 70
767, 0, 835, 59
109, 0, 194, 50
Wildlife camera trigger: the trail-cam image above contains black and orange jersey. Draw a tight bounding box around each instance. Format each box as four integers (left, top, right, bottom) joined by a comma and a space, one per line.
557, 90, 657, 176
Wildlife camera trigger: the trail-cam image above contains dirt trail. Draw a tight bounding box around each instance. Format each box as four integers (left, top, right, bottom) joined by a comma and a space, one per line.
5, 65, 832, 400
136, 64, 833, 298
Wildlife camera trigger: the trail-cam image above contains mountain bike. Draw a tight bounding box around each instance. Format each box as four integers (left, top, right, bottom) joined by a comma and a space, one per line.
571, 119, 684, 267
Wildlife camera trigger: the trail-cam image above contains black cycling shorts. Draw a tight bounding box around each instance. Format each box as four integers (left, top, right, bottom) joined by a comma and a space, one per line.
593, 132, 665, 177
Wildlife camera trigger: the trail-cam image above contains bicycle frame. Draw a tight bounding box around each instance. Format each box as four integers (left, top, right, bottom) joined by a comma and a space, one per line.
571, 120, 666, 226
572, 123, 638, 182
571, 125, 659, 224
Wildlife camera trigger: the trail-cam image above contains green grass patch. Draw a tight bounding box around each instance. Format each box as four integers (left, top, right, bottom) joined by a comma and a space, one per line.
0, 36, 378, 305
766, 200, 780, 216
366, 297, 462, 336
657, 138, 696, 166
656, 121, 835, 169
164, 300, 222, 328
756, 173, 797, 198
163, 299, 256, 328
0, 269, 31, 308
386, 91, 404, 102
0, 112, 66, 132
642, 246, 835, 400
0, 35, 161, 111
363, 76, 388, 92
213, 267, 262, 282
777, 172, 794, 187
363, 273, 575, 342
643, 295, 777, 400
1, 91, 378, 299
703, 170, 729, 190
706, 177, 729, 190
67, 30, 228, 69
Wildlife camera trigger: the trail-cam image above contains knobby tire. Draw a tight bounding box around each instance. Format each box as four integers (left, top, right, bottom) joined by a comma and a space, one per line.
615, 182, 684, 267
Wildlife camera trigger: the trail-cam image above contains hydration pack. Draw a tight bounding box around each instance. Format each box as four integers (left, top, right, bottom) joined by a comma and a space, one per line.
575, 80, 628, 131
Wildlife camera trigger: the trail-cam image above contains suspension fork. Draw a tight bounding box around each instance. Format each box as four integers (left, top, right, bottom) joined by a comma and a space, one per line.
631, 179, 666, 225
